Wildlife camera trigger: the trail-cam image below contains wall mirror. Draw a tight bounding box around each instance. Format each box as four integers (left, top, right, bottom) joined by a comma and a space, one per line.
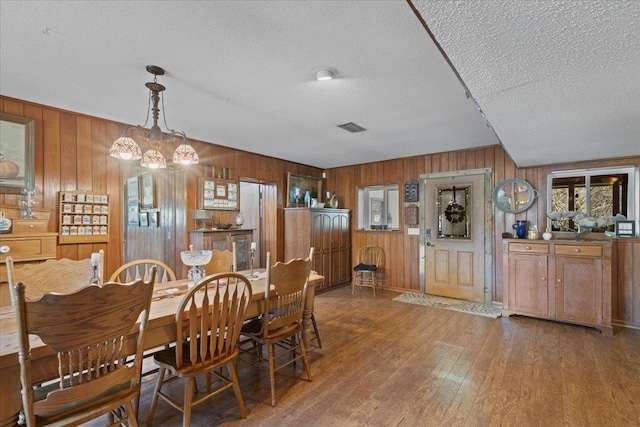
0, 113, 35, 194
493, 178, 537, 214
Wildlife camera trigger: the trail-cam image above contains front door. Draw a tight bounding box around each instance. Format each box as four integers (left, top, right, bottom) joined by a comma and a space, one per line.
421, 169, 490, 302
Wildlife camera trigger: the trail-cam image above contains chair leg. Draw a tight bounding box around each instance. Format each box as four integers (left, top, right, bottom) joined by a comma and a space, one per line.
124, 400, 138, 427
311, 312, 322, 348
268, 343, 277, 407
227, 362, 248, 418
183, 375, 194, 427
147, 367, 167, 426
371, 272, 376, 296
298, 332, 313, 381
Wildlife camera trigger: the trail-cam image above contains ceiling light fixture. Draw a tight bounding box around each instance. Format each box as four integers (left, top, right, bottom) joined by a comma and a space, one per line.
110, 65, 199, 169
315, 67, 337, 81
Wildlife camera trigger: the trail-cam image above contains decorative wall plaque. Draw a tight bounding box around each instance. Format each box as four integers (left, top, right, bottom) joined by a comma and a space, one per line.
404, 179, 419, 202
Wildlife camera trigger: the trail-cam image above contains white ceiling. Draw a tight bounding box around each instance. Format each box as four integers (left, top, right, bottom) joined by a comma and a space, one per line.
1, 1, 638, 169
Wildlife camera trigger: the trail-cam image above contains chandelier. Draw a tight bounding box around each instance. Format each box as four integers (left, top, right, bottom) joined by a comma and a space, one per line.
109, 65, 199, 169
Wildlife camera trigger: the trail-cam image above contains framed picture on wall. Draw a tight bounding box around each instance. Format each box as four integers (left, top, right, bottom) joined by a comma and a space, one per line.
140, 172, 154, 209
0, 113, 36, 194
139, 211, 149, 227
149, 211, 159, 227
286, 172, 322, 208
127, 204, 139, 226
126, 176, 139, 205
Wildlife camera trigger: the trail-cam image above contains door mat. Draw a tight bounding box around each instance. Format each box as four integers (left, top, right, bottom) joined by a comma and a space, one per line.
393, 292, 502, 318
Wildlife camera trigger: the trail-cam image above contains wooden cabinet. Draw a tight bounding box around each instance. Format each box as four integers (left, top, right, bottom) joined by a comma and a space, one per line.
189, 229, 253, 271
284, 208, 350, 292
0, 206, 58, 305
502, 239, 614, 335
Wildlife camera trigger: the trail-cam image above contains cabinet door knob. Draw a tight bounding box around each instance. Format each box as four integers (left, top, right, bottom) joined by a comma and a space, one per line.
556, 278, 562, 283
541, 277, 547, 281
574, 248, 580, 253
526, 246, 531, 250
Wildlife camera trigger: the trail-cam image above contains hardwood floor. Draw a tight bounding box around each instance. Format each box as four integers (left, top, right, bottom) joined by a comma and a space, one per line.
92, 285, 640, 426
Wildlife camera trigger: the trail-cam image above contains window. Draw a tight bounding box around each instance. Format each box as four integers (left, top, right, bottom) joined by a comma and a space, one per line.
547, 166, 638, 232
357, 184, 399, 231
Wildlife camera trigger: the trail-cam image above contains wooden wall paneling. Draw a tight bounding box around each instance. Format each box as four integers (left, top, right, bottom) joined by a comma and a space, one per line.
104, 122, 123, 278
42, 108, 61, 214
262, 183, 279, 263
213, 145, 236, 178
439, 152, 449, 171
235, 150, 256, 181
90, 119, 107, 194
1, 98, 24, 115
60, 112, 77, 191
525, 168, 539, 227
403, 156, 421, 292
173, 168, 187, 276
456, 150, 466, 171
493, 148, 506, 302
344, 166, 355, 209
615, 239, 640, 326
3, 96, 639, 323
77, 116, 93, 190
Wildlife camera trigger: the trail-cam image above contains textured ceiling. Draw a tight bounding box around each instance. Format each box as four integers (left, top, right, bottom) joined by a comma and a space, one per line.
1, 1, 638, 170
413, 0, 640, 166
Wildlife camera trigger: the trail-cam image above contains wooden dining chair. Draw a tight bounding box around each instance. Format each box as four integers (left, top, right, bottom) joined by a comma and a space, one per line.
109, 259, 176, 284
240, 248, 314, 407
203, 241, 237, 274
146, 272, 253, 426
352, 245, 384, 295
4, 250, 105, 305
10, 268, 156, 427
109, 259, 176, 384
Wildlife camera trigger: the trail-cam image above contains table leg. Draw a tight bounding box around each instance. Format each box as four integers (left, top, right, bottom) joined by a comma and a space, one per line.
0, 365, 22, 427
301, 283, 316, 355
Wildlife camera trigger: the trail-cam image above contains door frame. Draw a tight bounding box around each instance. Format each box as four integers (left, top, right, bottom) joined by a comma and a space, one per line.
418, 168, 493, 303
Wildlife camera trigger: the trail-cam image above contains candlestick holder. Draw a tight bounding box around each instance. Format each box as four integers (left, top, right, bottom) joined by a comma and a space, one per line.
89, 254, 102, 286
18, 188, 38, 219
250, 247, 255, 275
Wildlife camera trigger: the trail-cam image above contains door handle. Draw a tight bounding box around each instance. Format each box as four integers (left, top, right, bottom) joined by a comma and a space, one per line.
426, 242, 434, 247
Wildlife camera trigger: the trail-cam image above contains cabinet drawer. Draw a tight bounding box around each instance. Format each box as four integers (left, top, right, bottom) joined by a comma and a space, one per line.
12, 219, 49, 233
555, 244, 603, 257
0, 236, 57, 262
508, 242, 549, 254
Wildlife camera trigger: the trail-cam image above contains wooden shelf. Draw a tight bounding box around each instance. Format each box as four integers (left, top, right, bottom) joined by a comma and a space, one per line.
58, 190, 110, 244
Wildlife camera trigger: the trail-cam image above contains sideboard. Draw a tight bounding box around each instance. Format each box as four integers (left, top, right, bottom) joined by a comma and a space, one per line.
502, 238, 615, 335
0, 206, 57, 306
189, 228, 254, 271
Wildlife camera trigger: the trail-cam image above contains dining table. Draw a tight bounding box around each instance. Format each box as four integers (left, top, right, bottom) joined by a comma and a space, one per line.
0, 268, 324, 427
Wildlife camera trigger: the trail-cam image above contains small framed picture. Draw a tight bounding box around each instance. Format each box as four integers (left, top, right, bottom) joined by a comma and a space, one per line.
139, 211, 149, 227
127, 176, 139, 205
616, 220, 636, 237
149, 211, 159, 227
127, 204, 139, 226
140, 172, 155, 209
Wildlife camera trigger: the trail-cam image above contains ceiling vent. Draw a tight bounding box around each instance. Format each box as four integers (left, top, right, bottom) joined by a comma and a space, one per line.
338, 122, 366, 133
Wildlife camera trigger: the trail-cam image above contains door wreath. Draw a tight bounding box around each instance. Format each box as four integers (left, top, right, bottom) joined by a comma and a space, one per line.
445, 186, 466, 224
